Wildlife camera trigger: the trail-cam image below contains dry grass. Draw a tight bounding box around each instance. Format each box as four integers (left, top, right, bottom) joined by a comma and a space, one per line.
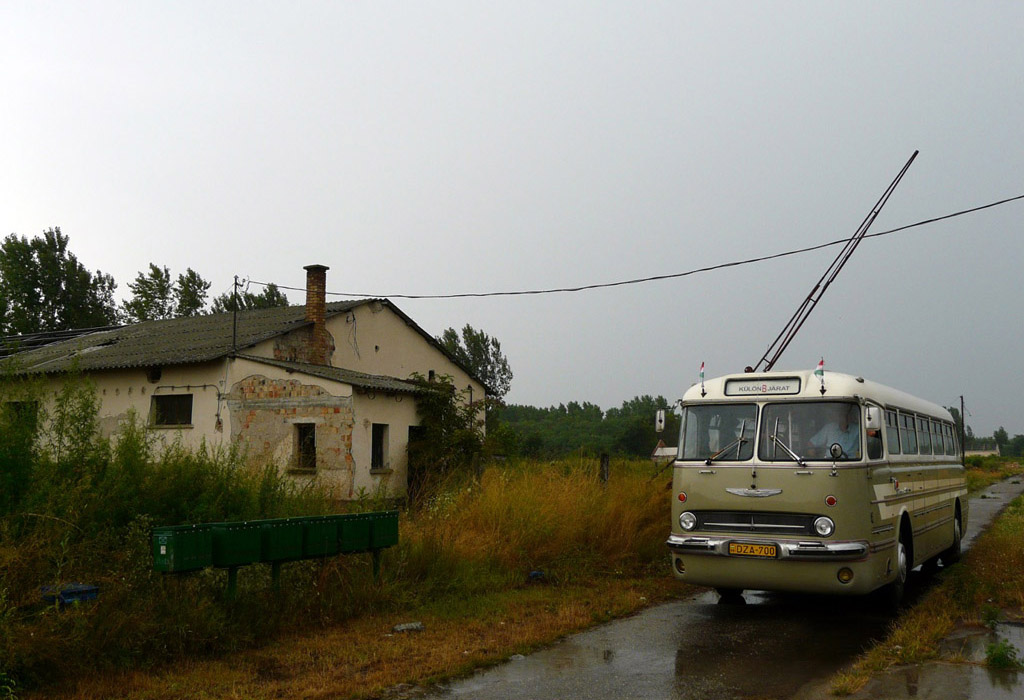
7, 456, 683, 698
25, 577, 685, 700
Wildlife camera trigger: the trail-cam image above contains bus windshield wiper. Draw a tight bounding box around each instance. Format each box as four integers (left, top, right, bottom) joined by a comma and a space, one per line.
770, 420, 806, 466
705, 419, 748, 465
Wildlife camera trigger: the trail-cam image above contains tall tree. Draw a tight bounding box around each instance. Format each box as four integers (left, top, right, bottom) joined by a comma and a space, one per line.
174, 268, 211, 317
437, 324, 513, 400
122, 264, 175, 322
210, 282, 290, 313
0, 227, 118, 335
122, 264, 213, 321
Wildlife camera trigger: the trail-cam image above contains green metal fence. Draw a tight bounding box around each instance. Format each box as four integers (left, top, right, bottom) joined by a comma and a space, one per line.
152, 511, 399, 594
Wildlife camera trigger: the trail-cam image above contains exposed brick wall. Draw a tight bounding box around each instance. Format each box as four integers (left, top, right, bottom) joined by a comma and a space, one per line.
272, 326, 336, 365
227, 374, 355, 498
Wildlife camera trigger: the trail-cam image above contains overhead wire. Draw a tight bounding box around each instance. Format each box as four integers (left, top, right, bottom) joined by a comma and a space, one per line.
248, 192, 1024, 301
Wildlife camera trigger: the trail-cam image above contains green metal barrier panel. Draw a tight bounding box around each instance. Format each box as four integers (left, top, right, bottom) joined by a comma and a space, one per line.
260, 518, 305, 561
153, 511, 399, 582
338, 513, 372, 553
302, 516, 339, 557
152, 524, 213, 573
370, 510, 399, 548
211, 522, 262, 567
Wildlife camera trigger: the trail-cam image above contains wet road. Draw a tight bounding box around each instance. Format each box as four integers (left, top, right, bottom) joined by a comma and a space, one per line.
426, 478, 1024, 700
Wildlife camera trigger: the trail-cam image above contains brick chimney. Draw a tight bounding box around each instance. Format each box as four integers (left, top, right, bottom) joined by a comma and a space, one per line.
304, 264, 330, 365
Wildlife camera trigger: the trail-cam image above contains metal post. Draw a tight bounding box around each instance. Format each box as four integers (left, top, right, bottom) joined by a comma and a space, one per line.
600, 453, 610, 485
227, 566, 238, 599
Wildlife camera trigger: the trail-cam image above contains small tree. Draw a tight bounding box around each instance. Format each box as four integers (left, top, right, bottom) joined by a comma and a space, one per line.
437, 324, 513, 401
406, 373, 487, 500
174, 268, 212, 317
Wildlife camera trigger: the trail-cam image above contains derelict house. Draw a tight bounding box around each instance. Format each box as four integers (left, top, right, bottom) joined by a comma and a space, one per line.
0, 265, 486, 499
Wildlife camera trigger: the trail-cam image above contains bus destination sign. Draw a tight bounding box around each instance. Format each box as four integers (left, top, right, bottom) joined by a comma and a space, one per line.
724, 378, 801, 396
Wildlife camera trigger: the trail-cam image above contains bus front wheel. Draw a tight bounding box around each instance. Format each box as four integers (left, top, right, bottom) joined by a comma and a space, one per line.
885, 531, 910, 610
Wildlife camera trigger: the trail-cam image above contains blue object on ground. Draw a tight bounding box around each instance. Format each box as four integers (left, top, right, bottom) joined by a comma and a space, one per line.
40, 583, 100, 606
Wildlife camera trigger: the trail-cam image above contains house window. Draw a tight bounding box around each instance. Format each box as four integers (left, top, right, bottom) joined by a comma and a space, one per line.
296, 423, 316, 471
2, 401, 39, 432
371, 423, 389, 471
150, 394, 193, 427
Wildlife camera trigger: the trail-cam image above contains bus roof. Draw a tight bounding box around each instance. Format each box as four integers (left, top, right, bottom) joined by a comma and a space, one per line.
682, 370, 952, 421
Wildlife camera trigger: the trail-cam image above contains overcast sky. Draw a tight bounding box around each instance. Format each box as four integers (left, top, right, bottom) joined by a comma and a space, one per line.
3, 2, 1022, 436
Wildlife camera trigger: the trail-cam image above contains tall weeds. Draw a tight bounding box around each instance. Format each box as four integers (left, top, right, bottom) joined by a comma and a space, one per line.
0, 380, 671, 691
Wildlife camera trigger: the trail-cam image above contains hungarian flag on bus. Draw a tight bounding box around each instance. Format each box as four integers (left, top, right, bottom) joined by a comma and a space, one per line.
814, 358, 824, 378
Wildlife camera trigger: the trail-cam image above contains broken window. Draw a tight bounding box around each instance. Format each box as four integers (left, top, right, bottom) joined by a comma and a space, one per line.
296, 423, 316, 471
150, 394, 193, 427
371, 423, 389, 471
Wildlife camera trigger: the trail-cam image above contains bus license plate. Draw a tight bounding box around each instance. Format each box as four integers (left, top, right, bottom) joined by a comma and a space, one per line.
728, 542, 777, 558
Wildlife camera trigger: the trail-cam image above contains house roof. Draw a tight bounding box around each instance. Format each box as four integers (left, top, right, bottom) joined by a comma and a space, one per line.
0, 300, 360, 374
0, 299, 488, 392
236, 354, 425, 395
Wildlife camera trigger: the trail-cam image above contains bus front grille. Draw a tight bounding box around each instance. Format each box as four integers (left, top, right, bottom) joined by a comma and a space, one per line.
692, 511, 818, 537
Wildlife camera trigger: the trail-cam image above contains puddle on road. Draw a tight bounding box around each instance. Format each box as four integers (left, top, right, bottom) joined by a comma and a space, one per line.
858, 623, 1023, 700
670, 590, 895, 699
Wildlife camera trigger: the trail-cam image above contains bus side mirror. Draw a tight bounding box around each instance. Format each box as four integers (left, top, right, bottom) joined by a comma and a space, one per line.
655, 409, 666, 433
864, 406, 881, 431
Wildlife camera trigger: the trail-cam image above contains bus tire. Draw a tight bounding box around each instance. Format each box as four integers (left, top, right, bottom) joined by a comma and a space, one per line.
885, 527, 911, 610
941, 510, 962, 567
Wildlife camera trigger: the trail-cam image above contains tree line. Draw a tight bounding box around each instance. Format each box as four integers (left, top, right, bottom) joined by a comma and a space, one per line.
0, 227, 288, 336
3, 228, 1010, 460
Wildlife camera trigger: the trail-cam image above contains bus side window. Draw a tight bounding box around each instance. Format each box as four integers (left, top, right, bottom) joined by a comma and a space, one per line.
885, 410, 901, 455
900, 413, 918, 454
918, 417, 932, 455
867, 430, 883, 460
931, 420, 944, 455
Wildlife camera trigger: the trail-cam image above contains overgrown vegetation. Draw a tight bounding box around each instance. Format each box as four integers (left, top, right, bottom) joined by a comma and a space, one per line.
0, 378, 672, 695
497, 395, 682, 459
964, 454, 1021, 493
831, 458, 1024, 695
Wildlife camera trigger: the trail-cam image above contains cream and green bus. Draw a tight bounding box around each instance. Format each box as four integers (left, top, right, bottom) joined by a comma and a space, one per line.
667, 369, 966, 603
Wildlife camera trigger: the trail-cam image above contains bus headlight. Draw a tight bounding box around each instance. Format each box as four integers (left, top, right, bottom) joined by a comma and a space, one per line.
679, 512, 697, 531
814, 516, 835, 537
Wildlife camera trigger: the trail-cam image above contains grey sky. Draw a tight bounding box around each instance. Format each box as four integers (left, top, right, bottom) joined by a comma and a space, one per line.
3, 2, 1022, 436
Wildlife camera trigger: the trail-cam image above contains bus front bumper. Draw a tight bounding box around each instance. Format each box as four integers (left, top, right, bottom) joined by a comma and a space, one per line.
666, 534, 869, 561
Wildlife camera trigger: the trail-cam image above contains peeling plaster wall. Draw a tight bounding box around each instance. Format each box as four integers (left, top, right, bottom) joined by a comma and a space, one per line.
350, 390, 419, 498
226, 374, 356, 498
32, 363, 230, 452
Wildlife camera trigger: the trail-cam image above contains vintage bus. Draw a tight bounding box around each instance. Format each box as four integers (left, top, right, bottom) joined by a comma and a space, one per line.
667, 369, 966, 603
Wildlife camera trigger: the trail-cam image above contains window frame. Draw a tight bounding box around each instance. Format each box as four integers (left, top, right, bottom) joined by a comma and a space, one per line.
149, 394, 194, 428
295, 423, 317, 472
371, 423, 390, 472
885, 409, 901, 455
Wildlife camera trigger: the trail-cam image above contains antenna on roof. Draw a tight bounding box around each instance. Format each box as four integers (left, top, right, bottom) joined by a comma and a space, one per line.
752, 151, 919, 373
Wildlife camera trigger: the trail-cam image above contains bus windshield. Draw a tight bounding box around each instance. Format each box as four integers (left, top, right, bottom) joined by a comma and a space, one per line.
758, 401, 862, 462
679, 404, 757, 462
